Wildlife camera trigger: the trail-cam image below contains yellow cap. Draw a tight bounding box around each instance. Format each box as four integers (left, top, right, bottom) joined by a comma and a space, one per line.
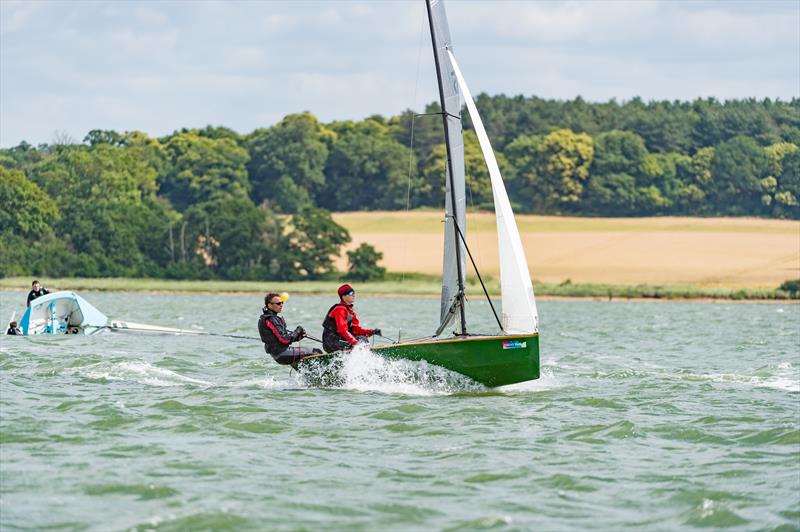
280, 292, 289, 302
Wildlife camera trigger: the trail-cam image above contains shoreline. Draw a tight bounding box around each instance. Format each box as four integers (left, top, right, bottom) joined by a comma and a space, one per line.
1, 277, 796, 303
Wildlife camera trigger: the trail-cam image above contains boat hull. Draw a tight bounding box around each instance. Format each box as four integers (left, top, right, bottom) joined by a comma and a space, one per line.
374, 334, 539, 387
294, 334, 539, 388
19, 291, 108, 336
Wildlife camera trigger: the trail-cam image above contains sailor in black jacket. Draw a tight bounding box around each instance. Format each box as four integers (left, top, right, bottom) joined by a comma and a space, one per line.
257, 292, 318, 365
26, 280, 49, 307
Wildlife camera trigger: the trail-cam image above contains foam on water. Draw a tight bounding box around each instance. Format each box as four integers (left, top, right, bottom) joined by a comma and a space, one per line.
592, 362, 800, 393
227, 375, 296, 390
296, 344, 486, 396
683, 361, 799, 393
78, 360, 214, 387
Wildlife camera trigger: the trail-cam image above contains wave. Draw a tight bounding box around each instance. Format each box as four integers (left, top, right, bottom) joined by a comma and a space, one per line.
690, 362, 799, 393
591, 362, 799, 393
226, 375, 298, 390
78, 360, 214, 388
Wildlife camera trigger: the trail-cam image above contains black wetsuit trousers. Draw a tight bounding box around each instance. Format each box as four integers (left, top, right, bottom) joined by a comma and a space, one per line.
267, 345, 320, 365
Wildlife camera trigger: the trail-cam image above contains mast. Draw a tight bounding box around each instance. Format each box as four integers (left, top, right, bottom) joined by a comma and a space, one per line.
426, 0, 467, 336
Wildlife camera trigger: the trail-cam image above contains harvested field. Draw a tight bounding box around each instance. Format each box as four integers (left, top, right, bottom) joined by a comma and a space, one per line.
333, 212, 800, 288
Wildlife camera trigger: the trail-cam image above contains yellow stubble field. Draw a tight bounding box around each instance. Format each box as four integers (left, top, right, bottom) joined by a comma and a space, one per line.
333, 212, 800, 288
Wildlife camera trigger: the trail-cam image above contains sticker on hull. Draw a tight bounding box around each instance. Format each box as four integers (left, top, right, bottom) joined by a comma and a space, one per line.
502, 341, 527, 349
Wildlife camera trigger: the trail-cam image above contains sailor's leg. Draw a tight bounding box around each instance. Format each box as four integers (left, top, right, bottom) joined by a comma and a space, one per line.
271, 346, 319, 365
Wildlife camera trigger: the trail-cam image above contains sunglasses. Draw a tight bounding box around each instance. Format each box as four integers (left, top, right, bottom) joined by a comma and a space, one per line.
269, 301, 284, 305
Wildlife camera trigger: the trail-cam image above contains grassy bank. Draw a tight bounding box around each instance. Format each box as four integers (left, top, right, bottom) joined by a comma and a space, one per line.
1, 276, 795, 301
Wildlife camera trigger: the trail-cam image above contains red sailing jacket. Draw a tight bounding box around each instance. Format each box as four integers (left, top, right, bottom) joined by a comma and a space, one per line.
324, 302, 372, 346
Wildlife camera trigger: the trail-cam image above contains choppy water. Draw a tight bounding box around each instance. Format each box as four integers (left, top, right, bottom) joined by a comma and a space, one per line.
1, 291, 798, 531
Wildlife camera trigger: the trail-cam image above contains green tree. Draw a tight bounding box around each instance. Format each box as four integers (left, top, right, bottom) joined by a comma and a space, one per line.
27, 144, 176, 276
285, 208, 351, 279
760, 143, 799, 212
179, 195, 283, 279
0, 167, 59, 238
84, 129, 126, 147
764, 142, 799, 176
463, 131, 501, 208
533, 128, 594, 211
0, 141, 49, 170
779, 279, 800, 298
247, 112, 333, 212
585, 130, 649, 214
161, 132, 250, 211
774, 149, 800, 218
390, 104, 444, 164
504, 134, 543, 211
710, 135, 769, 214
320, 119, 411, 211
418, 131, 501, 209
621, 98, 696, 153
347, 242, 386, 281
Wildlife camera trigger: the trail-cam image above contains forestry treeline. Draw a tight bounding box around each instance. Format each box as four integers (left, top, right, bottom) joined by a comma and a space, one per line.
1, 96, 798, 280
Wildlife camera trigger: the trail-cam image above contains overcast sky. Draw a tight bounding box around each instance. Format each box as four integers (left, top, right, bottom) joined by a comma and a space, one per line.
1, 0, 798, 148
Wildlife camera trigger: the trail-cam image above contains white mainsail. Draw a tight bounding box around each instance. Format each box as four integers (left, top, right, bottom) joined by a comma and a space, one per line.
447, 50, 539, 334
428, 0, 467, 336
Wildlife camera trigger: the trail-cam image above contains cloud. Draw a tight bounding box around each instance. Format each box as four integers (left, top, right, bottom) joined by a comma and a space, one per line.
1, 0, 798, 147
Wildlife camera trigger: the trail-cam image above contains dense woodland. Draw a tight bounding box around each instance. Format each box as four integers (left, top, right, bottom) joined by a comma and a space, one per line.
1, 96, 798, 280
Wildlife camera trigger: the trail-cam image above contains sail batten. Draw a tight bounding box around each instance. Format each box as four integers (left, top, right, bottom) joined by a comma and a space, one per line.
446, 49, 539, 334
427, 0, 467, 336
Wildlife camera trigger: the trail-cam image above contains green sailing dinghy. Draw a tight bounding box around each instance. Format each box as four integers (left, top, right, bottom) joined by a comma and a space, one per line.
296, 0, 540, 387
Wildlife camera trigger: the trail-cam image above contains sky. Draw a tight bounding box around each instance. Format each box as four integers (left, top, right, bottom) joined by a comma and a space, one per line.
1, 0, 798, 148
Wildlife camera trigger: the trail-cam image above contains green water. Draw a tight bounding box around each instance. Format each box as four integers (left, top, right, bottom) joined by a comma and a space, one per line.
1, 292, 798, 531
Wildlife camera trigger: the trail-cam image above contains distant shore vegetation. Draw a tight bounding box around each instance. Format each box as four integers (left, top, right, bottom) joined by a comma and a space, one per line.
1, 276, 797, 302
1, 95, 798, 282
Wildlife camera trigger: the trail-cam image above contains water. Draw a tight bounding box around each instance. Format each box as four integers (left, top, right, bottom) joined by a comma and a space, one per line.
1, 291, 798, 531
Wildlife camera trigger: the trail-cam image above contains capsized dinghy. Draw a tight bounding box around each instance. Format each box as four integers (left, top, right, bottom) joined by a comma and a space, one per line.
15, 291, 206, 337
19, 291, 108, 335
295, 0, 540, 388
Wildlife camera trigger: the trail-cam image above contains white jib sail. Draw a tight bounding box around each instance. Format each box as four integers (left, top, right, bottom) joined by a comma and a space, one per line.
447, 50, 539, 334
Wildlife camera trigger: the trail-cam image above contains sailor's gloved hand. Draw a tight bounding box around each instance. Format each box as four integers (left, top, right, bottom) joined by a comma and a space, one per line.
292, 326, 305, 340
372, 328, 381, 337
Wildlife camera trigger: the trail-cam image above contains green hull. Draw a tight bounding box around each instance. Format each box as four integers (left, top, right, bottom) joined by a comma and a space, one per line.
295, 334, 540, 388
374, 335, 539, 387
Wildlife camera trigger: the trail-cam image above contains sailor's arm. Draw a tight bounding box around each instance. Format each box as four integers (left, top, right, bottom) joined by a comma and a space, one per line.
263, 316, 293, 345
332, 307, 358, 345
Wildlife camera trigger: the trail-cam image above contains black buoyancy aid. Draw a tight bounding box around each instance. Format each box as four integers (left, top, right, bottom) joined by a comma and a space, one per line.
322, 302, 353, 351
258, 307, 291, 355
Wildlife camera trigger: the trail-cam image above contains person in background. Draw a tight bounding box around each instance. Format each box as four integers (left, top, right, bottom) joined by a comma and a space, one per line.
6, 321, 21, 335
322, 284, 380, 353
26, 280, 49, 307
258, 292, 317, 365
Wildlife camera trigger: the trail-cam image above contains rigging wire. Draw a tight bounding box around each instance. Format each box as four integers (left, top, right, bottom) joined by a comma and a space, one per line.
453, 222, 502, 331
401, 14, 427, 287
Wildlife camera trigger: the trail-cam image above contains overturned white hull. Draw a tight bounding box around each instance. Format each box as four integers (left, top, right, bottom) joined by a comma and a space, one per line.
16, 291, 205, 337
19, 291, 108, 335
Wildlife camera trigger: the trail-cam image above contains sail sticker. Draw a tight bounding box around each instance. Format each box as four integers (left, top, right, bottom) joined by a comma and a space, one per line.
502, 340, 527, 349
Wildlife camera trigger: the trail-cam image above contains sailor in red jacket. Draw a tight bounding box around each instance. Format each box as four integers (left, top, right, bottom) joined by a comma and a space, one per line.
322, 284, 381, 353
